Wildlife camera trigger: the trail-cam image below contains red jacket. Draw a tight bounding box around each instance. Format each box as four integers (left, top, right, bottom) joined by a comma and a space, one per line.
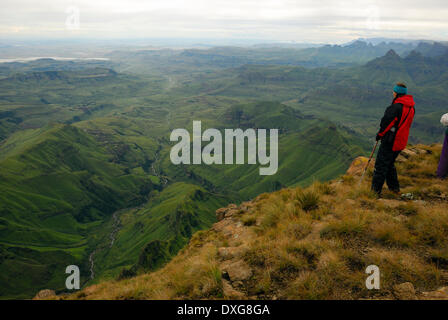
377, 95, 415, 151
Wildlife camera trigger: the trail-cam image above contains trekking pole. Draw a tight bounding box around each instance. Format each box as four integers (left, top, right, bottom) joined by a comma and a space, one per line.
358, 141, 379, 187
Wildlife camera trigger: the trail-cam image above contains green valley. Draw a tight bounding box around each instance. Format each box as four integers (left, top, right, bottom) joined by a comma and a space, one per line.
1, 39, 447, 299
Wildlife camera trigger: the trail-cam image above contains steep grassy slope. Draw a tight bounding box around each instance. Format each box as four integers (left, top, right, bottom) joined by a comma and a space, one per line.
160, 101, 369, 200
163, 125, 367, 200
0, 124, 158, 299
91, 182, 230, 281
65, 144, 448, 300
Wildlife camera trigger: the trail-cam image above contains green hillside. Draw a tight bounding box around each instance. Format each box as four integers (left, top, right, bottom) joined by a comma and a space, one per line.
0, 124, 158, 298
3, 45, 446, 299
0, 90, 367, 299
91, 182, 230, 281
160, 102, 368, 200
178, 50, 448, 143
78, 100, 368, 284
0, 67, 164, 140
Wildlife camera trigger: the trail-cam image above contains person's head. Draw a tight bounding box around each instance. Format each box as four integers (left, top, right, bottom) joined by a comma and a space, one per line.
393, 82, 407, 98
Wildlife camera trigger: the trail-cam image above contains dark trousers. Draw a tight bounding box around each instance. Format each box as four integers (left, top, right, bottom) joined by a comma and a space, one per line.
371, 141, 401, 195
437, 134, 448, 179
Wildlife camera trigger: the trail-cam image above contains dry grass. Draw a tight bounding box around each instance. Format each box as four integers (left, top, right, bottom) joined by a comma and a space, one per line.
61, 144, 448, 300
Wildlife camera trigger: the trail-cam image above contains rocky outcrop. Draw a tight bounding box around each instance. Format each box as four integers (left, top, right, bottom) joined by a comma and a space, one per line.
396, 146, 432, 162
346, 156, 372, 176
222, 279, 245, 299
346, 146, 431, 176
33, 289, 56, 300
420, 287, 448, 300
215, 201, 255, 222
390, 283, 448, 300
212, 202, 257, 298
222, 260, 253, 282
393, 282, 417, 300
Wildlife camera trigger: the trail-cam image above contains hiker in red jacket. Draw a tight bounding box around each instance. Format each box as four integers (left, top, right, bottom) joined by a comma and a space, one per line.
371, 83, 415, 196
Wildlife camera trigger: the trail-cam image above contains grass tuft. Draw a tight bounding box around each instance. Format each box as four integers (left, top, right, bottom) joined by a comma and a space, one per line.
295, 188, 320, 212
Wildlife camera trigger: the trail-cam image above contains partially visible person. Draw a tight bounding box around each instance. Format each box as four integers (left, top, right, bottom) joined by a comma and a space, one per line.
371, 83, 415, 197
437, 113, 448, 179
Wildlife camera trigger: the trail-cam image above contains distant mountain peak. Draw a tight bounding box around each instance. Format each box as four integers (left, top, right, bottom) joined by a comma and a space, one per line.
385, 49, 400, 57
405, 50, 424, 61
414, 41, 448, 57
365, 49, 403, 68
348, 40, 369, 48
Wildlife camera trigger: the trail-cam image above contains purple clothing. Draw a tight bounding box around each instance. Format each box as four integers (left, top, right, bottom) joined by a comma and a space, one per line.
437, 134, 448, 179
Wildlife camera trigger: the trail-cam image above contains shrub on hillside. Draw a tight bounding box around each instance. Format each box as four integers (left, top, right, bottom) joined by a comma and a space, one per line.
295, 188, 320, 212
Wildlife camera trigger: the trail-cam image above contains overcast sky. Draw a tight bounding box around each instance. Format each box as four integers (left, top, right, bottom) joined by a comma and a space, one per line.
1, 0, 447, 43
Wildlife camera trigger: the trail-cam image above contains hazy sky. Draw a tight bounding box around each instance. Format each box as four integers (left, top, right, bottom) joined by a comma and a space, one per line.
1, 0, 447, 43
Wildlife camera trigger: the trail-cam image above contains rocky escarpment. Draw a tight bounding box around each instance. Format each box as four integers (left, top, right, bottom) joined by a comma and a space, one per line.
213, 202, 260, 298
51, 144, 448, 300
